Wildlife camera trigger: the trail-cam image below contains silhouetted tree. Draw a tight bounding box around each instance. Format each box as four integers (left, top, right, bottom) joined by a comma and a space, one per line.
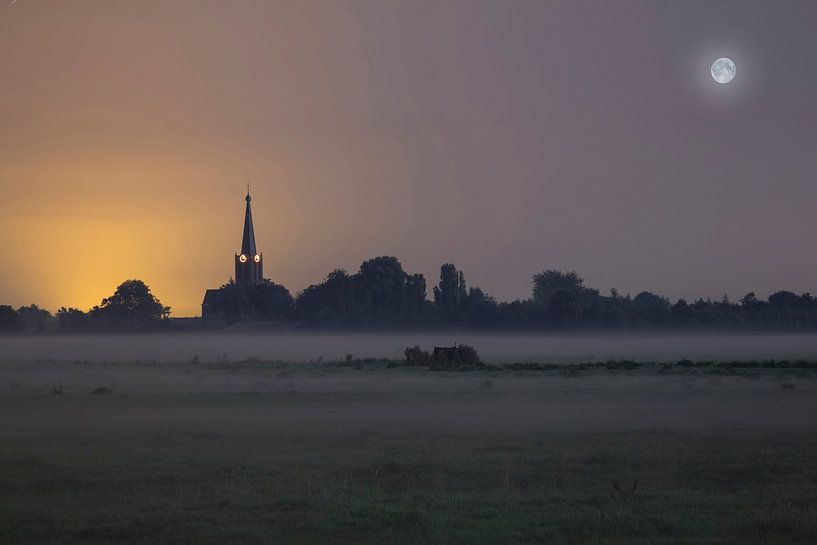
207, 279, 293, 324
353, 256, 409, 321
768, 290, 803, 309
295, 269, 357, 327
462, 287, 502, 328
17, 305, 53, 333
433, 263, 467, 322
294, 257, 433, 328
406, 273, 427, 313
670, 299, 695, 327
90, 279, 170, 329
0, 305, 21, 333
56, 307, 91, 332
630, 292, 671, 326
532, 270, 585, 308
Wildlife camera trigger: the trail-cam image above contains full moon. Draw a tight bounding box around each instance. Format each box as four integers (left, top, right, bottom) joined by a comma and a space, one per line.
711, 57, 736, 84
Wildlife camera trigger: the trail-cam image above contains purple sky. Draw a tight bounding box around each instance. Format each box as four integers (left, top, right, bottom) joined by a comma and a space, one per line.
2, 1, 817, 315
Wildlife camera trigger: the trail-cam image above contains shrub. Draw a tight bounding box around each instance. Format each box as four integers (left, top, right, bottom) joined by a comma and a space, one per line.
452, 344, 481, 367
404, 346, 431, 366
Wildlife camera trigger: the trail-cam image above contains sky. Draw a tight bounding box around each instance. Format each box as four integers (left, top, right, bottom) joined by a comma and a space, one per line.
2, 0, 817, 316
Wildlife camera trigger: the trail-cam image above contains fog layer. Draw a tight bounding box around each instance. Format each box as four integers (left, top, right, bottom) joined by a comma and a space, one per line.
3, 333, 817, 363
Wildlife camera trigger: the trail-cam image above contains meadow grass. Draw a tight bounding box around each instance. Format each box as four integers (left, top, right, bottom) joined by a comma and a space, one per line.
2, 360, 817, 543
2, 427, 817, 543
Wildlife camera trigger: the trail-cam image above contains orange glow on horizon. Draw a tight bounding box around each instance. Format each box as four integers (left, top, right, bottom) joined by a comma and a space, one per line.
0, 142, 414, 316
0, 151, 303, 316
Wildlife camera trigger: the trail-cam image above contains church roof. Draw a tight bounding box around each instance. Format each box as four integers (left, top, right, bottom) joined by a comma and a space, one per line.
202, 288, 223, 306
241, 191, 257, 256
201, 288, 228, 318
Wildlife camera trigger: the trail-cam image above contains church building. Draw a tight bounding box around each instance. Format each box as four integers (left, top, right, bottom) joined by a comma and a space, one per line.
201, 190, 265, 317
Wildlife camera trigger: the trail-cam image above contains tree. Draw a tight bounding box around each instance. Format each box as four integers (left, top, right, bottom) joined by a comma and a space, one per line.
294, 258, 431, 328
433, 263, 467, 321
670, 299, 695, 326
768, 290, 803, 309
254, 281, 295, 319
630, 292, 671, 326
0, 305, 21, 333
532, 270, 585, 308
17, 304, 53, 333
295, 269, 357, 327
353, 256, 409, 320
549, 287, 584, 323
740, 292, 759, 307
463, 287, 502, 328
56, 307, 90, 332
405, 273, 431, 324
91, 279, 170, 328
208, 279, 294, 324
530, 270, 605, 327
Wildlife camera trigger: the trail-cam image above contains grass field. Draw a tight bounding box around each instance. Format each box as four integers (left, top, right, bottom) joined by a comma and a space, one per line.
2, 358, 817, 544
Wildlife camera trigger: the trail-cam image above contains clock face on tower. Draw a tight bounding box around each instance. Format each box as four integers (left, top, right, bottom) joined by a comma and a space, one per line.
239, 254, 247, 263
254, 254, 261, 263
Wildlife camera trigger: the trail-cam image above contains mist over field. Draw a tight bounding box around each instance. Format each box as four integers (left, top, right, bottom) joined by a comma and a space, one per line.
3, 333, 817, 364
4, 334, 817, 543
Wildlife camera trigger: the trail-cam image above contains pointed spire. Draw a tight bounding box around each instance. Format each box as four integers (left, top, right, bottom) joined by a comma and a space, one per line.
241, 188, 257, 256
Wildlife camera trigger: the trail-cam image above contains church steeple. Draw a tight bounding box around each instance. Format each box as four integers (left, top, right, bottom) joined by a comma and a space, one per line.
241, 189, 257, 256
235, 188, 263, 285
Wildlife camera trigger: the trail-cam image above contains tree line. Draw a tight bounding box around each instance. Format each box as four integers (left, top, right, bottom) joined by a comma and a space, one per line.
3, 256, 817, 332
284, 258, 817, 331
0, 279, 169, 334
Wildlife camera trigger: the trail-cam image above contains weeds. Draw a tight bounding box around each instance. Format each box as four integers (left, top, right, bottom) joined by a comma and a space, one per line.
611, 478, 639, 499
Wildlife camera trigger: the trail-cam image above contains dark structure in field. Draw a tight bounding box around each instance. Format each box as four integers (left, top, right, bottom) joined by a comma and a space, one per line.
433, 346, 459, 363
202, 190, 289, 320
